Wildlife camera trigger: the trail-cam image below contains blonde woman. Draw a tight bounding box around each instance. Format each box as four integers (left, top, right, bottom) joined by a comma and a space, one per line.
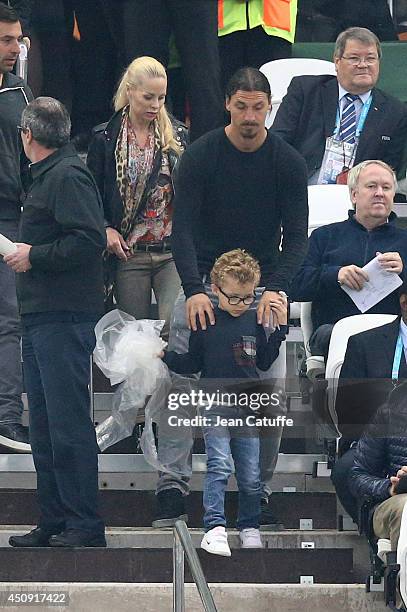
88, 56, 188, 339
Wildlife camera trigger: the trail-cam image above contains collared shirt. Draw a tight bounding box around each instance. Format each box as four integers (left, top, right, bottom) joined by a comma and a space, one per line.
308, 86, 372, 185
338, 84, 371, 129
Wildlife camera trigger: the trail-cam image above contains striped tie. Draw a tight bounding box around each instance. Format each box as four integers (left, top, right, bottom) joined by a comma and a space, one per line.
340, 94, 360, 144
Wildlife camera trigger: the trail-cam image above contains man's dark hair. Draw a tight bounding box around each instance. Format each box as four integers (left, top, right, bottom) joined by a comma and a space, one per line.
22, 97, 71, 149
225, 67, 271, 101
0, 2, 19, 23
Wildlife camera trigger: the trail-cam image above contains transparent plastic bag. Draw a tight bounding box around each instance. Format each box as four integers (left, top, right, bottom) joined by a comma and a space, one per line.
93, 310, 169, 451
94, 309, 194, 476
140, 372, 195, 479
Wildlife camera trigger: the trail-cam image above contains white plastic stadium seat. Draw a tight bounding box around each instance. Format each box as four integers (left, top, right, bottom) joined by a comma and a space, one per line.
260, 57, 337, 127
307, 184, 350, 235
294, 184, 350, 355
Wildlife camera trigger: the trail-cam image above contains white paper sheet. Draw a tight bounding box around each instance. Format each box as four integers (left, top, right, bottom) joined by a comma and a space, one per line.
341, 256, 402, 313
0, 233, 17, 256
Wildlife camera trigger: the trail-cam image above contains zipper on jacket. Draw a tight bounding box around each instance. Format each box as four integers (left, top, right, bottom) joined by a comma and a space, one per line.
363, 232, 371, 265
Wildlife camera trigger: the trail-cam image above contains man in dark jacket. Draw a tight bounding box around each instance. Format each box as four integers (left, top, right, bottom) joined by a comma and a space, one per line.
350, 382, 407, 553
272, 27, 407, 184
0, 2, 32, 450
291, 160, 407, 360
5, 97, 107, 548
331, 284, 407, 524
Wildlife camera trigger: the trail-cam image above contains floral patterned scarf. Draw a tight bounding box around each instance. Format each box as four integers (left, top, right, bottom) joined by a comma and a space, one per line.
115, 106, 161, 240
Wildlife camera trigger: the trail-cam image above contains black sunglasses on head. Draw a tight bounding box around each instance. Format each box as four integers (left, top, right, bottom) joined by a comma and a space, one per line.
17, 125, 28, 134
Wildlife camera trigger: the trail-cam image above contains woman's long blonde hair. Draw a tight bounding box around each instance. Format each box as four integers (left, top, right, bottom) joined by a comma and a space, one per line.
114, 56, 180, 153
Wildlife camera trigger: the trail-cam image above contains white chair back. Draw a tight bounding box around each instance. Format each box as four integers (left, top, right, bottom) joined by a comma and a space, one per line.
308, 184, 350, 235
295, 185, 350, 338
260, 58, 337, 127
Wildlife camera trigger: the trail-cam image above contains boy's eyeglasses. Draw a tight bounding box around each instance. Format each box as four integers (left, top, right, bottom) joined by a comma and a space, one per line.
217, 286, 256, 305
17, 125, 28, 134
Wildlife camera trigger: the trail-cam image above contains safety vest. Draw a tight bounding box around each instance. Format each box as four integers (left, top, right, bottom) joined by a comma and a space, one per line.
218, 0, 297, 44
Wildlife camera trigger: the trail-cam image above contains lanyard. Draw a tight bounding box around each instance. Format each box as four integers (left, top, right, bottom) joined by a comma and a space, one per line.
334, 94, 373, 140
392, 334, 405, 382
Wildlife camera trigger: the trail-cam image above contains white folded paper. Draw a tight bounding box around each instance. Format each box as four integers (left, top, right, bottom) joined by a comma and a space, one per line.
0, 233, 17, 256
341, 256, 402, 313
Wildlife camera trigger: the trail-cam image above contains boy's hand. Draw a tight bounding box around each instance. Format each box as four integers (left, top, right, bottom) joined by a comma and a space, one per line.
158, 350, 165, 359
186, 294, 215, 331
257, 291, 286, 328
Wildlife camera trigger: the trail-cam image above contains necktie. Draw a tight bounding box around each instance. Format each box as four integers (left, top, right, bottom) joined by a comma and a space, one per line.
340, 94, 360, 144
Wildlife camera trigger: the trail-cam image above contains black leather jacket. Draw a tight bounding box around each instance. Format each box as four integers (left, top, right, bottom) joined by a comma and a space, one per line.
87, 110, 188, 230
350, 382, 407, 503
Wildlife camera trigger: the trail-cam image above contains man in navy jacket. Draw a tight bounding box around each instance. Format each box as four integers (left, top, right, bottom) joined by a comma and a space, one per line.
291, 160, 406, 359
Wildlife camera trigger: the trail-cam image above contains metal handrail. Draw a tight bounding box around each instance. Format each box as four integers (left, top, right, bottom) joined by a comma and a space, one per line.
173, 520, 218, 612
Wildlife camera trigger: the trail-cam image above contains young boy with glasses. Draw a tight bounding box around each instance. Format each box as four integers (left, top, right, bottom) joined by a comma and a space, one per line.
162, 249, 287, 556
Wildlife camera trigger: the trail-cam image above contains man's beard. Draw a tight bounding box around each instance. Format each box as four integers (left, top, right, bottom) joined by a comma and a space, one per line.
240, 124, 258, 139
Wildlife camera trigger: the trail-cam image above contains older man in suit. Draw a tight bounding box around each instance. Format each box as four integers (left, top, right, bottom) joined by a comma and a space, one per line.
272, 27, 407, 184
331, 283, 407, 524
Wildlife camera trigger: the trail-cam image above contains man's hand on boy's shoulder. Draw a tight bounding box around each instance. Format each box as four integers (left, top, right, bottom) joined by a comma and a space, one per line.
186, 293, 215, 331
257, 291, 287, 328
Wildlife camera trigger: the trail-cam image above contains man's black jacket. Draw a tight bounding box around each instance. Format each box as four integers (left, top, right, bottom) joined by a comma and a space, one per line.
350, 382, 407, 503
16, 144, 106, 315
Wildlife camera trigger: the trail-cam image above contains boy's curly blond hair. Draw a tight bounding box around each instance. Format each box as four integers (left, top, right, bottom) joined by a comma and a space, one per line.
210, 249, 261, 287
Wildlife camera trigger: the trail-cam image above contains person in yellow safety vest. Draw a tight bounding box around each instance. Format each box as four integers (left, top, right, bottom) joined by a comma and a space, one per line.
218, 0, 298, 88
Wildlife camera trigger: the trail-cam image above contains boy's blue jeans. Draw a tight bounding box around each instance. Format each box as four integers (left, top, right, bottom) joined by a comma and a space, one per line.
202, 406, 261, 531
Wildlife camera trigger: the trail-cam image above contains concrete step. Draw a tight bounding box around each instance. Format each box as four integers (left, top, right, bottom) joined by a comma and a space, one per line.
0, 547, 355, 583
0, 583, 387, 611
0, 526, 365, 549
0, 470, 335, 494
0, 526, 370, 583
0, 490, 337, 529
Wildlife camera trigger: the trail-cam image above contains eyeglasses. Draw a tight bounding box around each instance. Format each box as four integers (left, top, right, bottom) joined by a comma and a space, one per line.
340, 55, 379, 66
17, 125, 28, 134
217, 286, 256, 305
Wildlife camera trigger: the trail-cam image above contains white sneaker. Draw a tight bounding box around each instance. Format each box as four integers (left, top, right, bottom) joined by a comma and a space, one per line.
201, 526, 231, 557
377, 538, 392, 563
240, 528, 263, 549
